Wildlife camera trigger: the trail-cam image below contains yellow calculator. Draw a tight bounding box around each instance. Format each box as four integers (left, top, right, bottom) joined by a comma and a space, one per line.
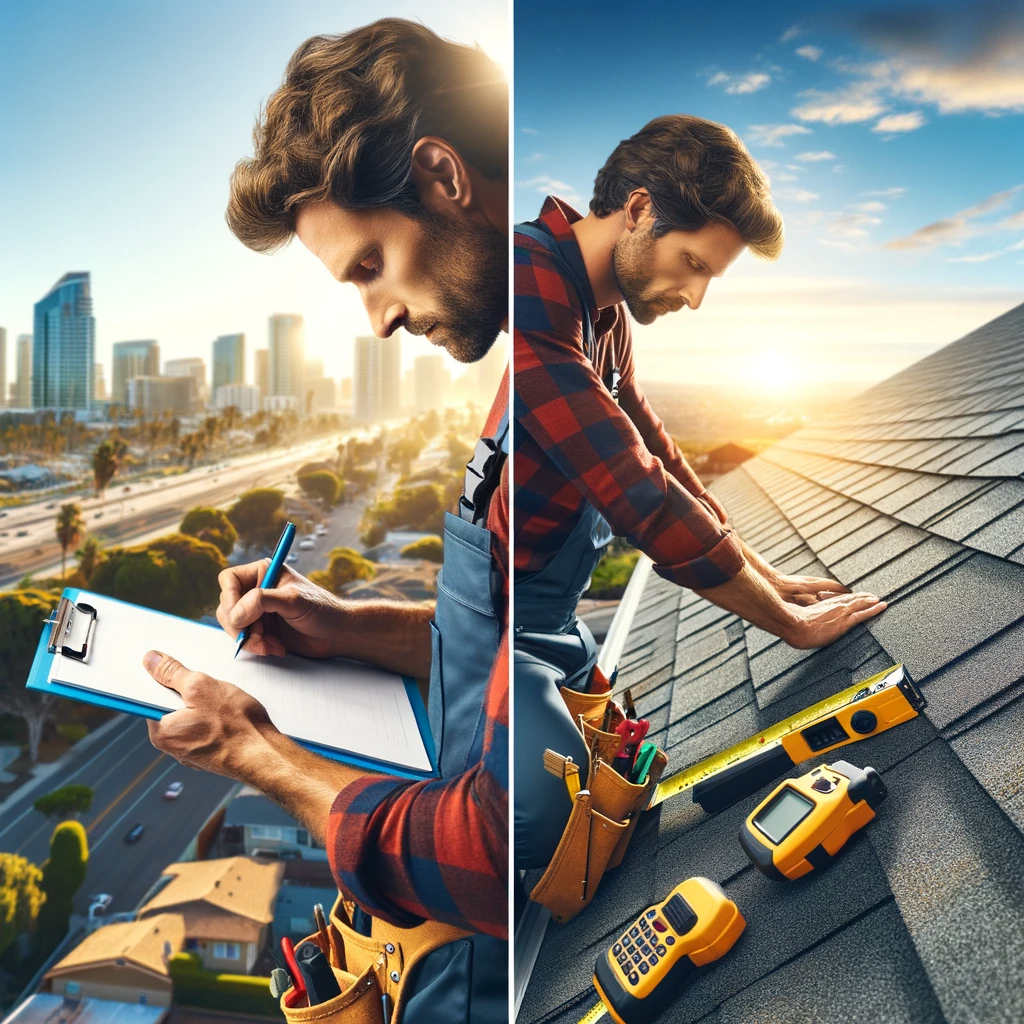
592, 877, 745, 1024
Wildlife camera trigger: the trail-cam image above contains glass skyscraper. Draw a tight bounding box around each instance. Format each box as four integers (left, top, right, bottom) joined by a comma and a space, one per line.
212, 333, 245, 391
32, 272, 95, 411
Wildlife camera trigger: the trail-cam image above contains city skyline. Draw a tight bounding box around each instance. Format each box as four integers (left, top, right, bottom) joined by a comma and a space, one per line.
515, 0, 1024, 389
0, 0, 507, 395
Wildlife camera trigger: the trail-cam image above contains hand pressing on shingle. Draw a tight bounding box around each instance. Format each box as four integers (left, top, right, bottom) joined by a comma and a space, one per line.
734, 538, 850, 605
694, 563, 886, 649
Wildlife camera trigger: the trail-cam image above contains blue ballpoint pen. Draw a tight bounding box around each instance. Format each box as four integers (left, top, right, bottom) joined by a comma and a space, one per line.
234, 520, 297, 659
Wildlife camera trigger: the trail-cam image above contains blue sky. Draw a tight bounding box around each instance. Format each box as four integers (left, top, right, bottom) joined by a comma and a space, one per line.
0, 0, 508, 393
514, 0, 1024, 389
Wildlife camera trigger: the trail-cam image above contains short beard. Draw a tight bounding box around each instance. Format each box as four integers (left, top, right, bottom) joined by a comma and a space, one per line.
611, 223, 662, 326
409, 209, 508, 364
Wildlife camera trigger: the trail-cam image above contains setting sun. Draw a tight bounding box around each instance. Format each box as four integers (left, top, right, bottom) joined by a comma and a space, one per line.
744, 350, 803, 392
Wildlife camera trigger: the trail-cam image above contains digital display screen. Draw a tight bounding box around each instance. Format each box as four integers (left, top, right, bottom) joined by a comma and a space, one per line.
753, 787, 815, 845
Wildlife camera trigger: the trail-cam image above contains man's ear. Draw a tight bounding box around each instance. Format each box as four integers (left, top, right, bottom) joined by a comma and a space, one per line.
623, 188, 653, 232
410, 137, 473, 213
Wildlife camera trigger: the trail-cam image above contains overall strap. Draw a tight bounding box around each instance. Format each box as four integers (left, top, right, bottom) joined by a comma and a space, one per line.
515, 221, 620, 402
458, 390, 509, 525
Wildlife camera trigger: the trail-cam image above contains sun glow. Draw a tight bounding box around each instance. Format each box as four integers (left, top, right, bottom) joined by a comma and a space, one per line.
744, 351, 804, 393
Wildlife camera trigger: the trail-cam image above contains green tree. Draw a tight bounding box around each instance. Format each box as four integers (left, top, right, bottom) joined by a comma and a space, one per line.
180, 432, 204, 470
308, 548, 376, 596
400, 536, 444, 563
33, 785, 94, 820
359, 482, 445, 547
74, 535, 104, 584
90, 534, 227, 619
0, 853, 45, 960
227, 488, 286, 552
180, 507, 238, 557
445, 432, 474, 472
54, 503, 84, 581
387, 431, 425, 476
32, 821, 88, 963
0, 591, 60, 763
298, 470, 342, 508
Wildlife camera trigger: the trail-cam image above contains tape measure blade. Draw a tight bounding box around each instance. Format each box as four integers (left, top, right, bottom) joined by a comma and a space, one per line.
651, 664, 909, 809
577, 998, 608, 1024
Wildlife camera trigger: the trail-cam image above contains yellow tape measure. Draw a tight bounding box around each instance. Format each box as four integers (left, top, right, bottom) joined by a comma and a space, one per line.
578, 999, 609, 1024
650, 664, 924, 811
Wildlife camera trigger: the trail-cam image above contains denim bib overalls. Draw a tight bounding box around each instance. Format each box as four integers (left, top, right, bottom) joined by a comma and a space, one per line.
513, 223, 616, 870
399, 400, 509, 1024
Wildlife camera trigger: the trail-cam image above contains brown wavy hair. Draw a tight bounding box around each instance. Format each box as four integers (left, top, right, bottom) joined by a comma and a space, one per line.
227, 19, 508, 253
591, 115, 783, 260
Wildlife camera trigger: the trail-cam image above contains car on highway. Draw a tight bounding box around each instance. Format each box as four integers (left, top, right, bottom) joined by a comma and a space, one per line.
124, 824, 145, 844
45, 503, 56, 510
286, 553, 299, 564
315, 524, 328, 536
164, 781, 184, 800
298, 537, 315, 550
88, 893, 113, 916
94, 512, 103, 519
16, 530, 28, 537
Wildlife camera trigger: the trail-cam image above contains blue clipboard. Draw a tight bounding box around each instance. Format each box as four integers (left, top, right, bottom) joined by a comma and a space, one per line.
27, 588, 438, 781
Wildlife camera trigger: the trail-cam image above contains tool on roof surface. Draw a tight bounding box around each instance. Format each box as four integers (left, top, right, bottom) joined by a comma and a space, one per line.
584, 877, 745, 1024
650, 664, 923, 812
740, 760, 887, 881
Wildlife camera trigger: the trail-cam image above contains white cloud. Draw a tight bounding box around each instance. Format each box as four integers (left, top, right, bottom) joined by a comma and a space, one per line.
524, 152, 545, 163
795, 150, 837, 161
777, 173, 798, 182
796, 45, 822, 61
853, 201, 887, 212
709, 71, 771, 94
746, 123, 813, 147
884, 184, 1024, 251
946, 252, 1003, 263
781, 189, 820, 203
516, 174, 583, 205
792, 81, 889, 124
873, 111, 926, 133
781, 25, 801, 43
727, 72, 771, 95
861, 187, 907, 198
521, 127, 539, 135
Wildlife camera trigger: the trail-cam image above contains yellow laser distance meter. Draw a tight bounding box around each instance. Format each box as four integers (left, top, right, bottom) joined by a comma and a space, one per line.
739, 760, 887, 881
592, 877, 745, 1024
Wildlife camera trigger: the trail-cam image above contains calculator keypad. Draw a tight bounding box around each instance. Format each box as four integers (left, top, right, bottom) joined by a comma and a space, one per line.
617, 910, 675, 987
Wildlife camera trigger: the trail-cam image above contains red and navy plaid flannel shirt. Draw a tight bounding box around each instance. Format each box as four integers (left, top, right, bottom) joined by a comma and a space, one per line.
326, 368, 509, 939
515, 197, 744, 590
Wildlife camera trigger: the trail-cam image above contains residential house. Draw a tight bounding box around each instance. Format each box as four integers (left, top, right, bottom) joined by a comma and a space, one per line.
223, 787, 328, 862
136, 858, 283, 975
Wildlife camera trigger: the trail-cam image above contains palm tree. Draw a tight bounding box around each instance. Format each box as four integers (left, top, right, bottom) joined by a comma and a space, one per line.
75, 535, 103, 584
55, 504, 84, 581
92, 441, 119, 499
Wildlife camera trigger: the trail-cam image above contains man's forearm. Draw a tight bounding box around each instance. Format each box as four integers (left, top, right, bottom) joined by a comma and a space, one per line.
246, 728, 368, 844
694, 562, 798, 639
331, 599, 434, 679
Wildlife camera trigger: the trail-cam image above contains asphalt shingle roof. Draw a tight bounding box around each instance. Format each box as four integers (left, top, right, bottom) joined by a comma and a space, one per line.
518, 301, 1024, 1024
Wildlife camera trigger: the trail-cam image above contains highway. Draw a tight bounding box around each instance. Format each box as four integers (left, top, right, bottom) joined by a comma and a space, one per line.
0, 716, 237, 916
0, 434, 352, 588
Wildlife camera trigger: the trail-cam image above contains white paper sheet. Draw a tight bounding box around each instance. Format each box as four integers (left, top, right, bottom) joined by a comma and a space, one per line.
48, 593, 431, 773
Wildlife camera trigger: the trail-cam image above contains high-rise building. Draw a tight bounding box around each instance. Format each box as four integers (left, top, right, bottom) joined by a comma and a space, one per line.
0, 327, 7, 409
111, 340, 160, 408
475, 337, 506, 399
414, 354, 446, 414
212, 333, 245, 391
307, 377, 337, 412
127, 375, 192, 416
254, 349, 269, 397
353, 334, 402, 424
165, 357, 207, 412
268, 315, 305, 404
15, 334, 32, 407
32, 272, 95, 411
94, 362, 107, 402
339, 377, 353, 401
214, 383, 262, 416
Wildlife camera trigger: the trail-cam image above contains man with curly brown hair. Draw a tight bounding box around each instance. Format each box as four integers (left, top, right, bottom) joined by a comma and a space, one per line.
137, 20, 509, 1020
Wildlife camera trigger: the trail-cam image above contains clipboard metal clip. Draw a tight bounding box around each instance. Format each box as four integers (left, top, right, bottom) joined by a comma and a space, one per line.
44, 597, 97, 662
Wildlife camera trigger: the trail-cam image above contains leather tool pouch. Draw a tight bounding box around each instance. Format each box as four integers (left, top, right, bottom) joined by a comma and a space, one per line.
279, 895, 471, 1023
529, 697, 668, 923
